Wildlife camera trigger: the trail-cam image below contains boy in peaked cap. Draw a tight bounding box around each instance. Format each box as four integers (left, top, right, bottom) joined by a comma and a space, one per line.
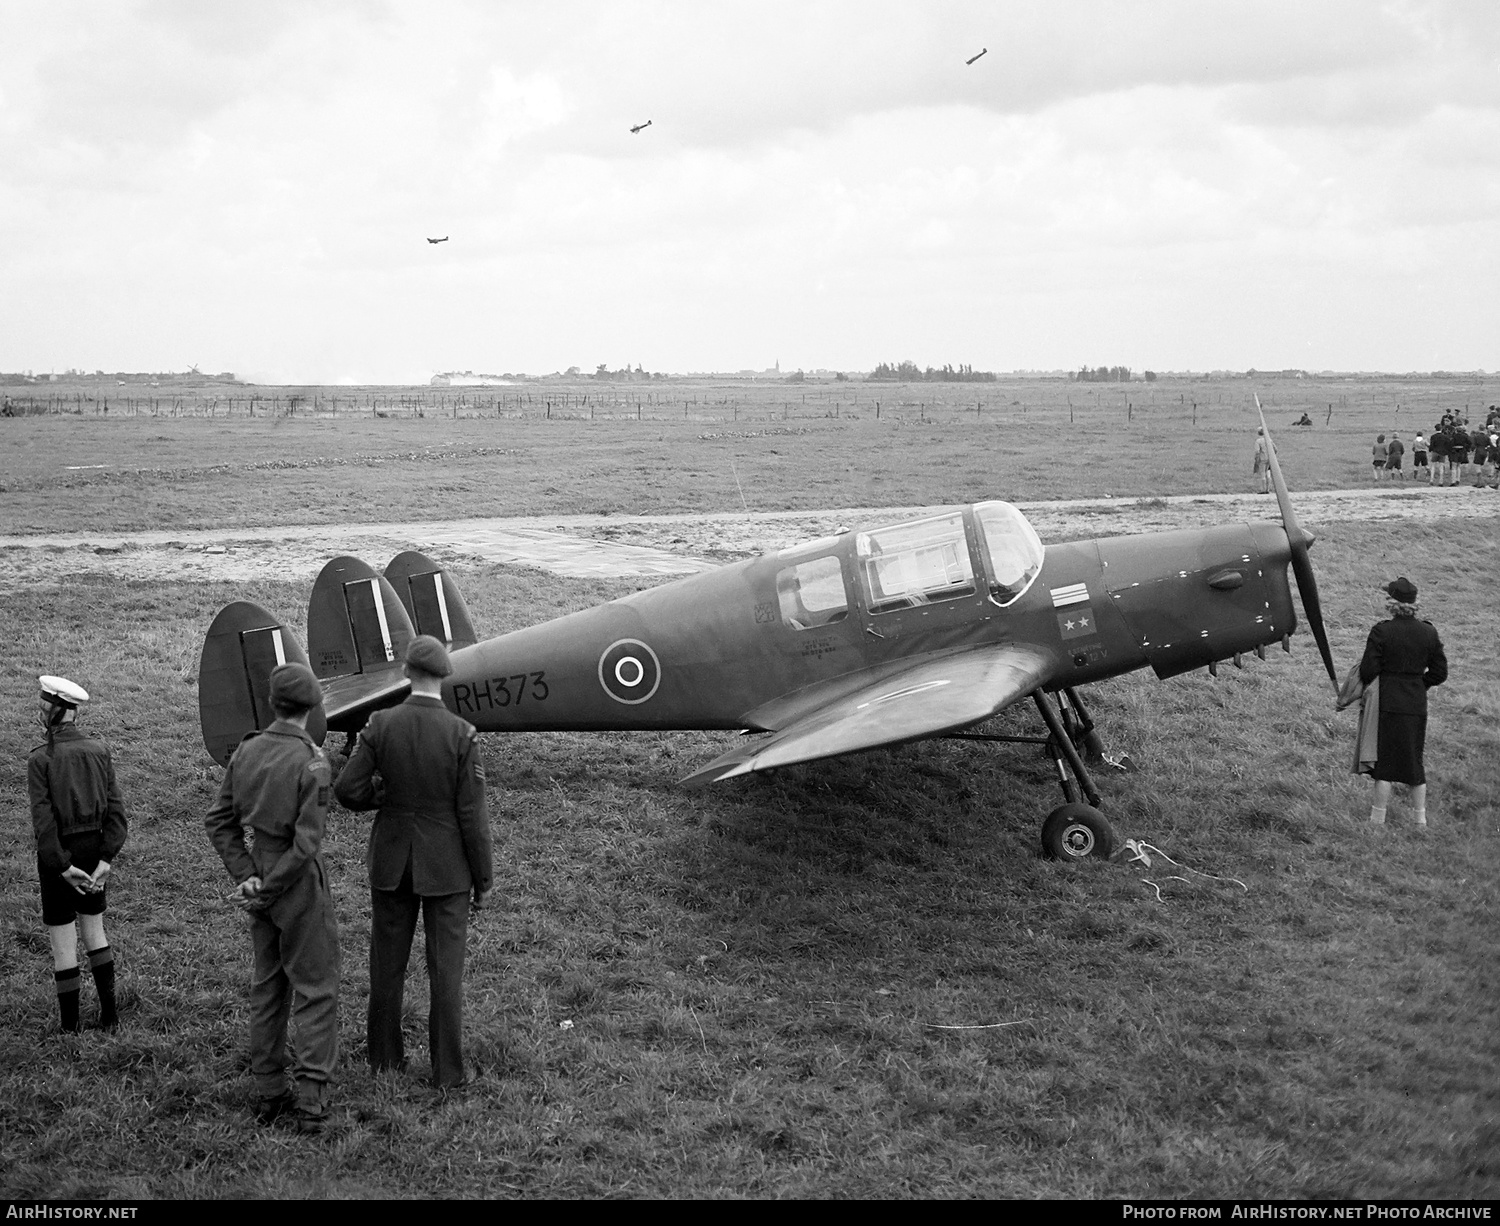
28, 675, 129, 1033
205, 662, 340, 1132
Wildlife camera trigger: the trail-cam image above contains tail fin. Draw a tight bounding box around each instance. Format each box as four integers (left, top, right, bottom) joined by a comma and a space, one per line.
198, 601, 327, 765
307, 555, 415, 679
307, 555, 416, 732
384, 550, 478, 650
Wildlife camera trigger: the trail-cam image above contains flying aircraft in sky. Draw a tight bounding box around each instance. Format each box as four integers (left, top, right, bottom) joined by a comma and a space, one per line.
427, 236, 449, 244
629, 120, 652, 134
198, 412, 1336, 862
966, 47, 987, 65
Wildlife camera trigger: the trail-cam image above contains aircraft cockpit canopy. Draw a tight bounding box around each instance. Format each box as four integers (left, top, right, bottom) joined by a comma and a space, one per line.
856, 511, 977, 614
972, 500, 1044, 606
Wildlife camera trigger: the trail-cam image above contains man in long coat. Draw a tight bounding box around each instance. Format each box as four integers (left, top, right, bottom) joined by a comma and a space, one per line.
335, 635, 493, 1088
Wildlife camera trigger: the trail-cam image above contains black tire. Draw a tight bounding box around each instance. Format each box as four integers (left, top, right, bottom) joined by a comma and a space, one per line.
1041, 803, 1116, 862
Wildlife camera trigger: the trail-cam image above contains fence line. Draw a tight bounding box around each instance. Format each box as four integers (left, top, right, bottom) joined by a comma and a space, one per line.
3, 383, 1496, 429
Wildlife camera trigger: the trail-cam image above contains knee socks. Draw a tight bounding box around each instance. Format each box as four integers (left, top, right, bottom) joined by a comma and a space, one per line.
88, 945, 117, 1028
56, 967, 81, 1032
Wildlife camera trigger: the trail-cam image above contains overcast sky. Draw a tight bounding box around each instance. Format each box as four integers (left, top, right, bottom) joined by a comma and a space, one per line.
3, 1, 1498, 383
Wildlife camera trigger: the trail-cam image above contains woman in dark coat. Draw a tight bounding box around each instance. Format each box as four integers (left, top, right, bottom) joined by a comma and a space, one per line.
1358, 576, 1447, 826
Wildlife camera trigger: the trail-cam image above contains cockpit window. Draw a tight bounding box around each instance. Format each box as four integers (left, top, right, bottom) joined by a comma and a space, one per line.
856, 512, 976, 614
776, 555, 849, 630
973, 500, 1044, 606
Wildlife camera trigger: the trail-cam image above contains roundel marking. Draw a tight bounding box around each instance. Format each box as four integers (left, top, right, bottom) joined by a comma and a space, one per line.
598, 638, 662, 705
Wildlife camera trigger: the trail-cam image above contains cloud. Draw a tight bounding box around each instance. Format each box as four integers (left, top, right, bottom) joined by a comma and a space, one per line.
2, 0, 1499, 379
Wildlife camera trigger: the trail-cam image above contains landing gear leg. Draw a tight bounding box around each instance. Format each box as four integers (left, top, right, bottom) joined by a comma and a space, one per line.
1062, 686, 1134, 772
1034, 691, 1117, 861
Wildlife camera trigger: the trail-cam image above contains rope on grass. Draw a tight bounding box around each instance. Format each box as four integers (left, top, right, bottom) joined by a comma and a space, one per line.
1126, 839, 1249, 901
923, 1019, 1036, 1031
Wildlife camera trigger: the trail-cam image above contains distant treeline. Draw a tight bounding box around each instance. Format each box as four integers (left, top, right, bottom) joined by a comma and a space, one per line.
1072, 366, 1154, 382
868, 362, 998, 383
592, 363, 669, 381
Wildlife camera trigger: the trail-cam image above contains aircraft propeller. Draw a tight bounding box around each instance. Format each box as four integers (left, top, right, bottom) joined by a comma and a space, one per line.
1256, 397, 1338, 688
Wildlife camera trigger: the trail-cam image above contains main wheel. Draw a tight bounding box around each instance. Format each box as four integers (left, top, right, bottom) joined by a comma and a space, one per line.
1041, 803, 1116, 862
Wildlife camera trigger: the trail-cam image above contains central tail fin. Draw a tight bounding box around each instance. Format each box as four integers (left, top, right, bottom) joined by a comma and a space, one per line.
307, 555, 417, 732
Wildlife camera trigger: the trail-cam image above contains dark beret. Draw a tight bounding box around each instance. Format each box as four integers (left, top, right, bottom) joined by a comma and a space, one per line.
268, 662, 323, 709
1384, 576, 1418, 603
406, 634, 452, 678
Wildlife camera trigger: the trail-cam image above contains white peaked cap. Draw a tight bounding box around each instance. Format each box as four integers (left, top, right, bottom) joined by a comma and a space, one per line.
40, 675, 90, 705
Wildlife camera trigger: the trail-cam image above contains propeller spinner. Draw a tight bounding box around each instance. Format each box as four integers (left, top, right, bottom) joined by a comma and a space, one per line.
1256, 397, 1338, 688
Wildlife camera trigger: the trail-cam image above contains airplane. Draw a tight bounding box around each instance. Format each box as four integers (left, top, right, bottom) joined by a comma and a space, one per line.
966, 48, 987, 65
198, 409, 1337, 863
427, 236, 449, 244
630, 120, 652, 134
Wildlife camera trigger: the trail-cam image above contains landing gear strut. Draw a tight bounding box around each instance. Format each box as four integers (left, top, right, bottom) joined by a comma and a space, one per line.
942, 686, 1120, 861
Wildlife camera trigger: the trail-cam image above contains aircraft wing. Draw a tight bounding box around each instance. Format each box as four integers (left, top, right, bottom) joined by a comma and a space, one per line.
679, 641, 1061, 788
320, 669, 411, 732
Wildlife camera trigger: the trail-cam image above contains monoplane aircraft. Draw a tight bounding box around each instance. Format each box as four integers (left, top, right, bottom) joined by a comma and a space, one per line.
630, 120, 652, 134
198, 412, 1336, 861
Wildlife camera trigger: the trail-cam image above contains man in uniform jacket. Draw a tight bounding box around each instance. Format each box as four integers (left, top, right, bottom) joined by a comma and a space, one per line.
28, 675, 128, 1033
334, 635, 493, 1089
1358, 576, 1447, 827
205, 662, 340, 1131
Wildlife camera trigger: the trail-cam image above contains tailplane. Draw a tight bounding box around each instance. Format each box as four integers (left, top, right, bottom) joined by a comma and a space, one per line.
198, 552, 477, 764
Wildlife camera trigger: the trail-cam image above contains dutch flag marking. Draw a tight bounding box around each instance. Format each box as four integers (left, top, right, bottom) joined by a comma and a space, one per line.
1050, 582, 1090, 608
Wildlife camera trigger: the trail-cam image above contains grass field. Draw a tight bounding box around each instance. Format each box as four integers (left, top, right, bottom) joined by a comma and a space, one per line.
4, 374, 1499, 535
1, 383, 1497, 1199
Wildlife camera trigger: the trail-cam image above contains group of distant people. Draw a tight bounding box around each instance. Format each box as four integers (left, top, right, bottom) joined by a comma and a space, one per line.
1372, 407, 1500, 487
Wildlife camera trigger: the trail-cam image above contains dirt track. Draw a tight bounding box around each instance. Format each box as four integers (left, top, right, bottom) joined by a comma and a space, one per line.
0, 485, 1493, 589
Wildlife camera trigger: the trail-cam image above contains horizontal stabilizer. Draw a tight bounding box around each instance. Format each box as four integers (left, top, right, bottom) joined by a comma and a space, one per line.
384, 550, 478, 650
679, 641, 1060, 788
321, 669, 411, 733
199, 601, 327, 765
308, 555, 415, 679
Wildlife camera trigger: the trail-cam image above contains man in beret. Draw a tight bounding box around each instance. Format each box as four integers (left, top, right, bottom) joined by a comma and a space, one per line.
28, 675, 128, 1033
205, 662, 340, 1132
335, 635, 493, 1089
